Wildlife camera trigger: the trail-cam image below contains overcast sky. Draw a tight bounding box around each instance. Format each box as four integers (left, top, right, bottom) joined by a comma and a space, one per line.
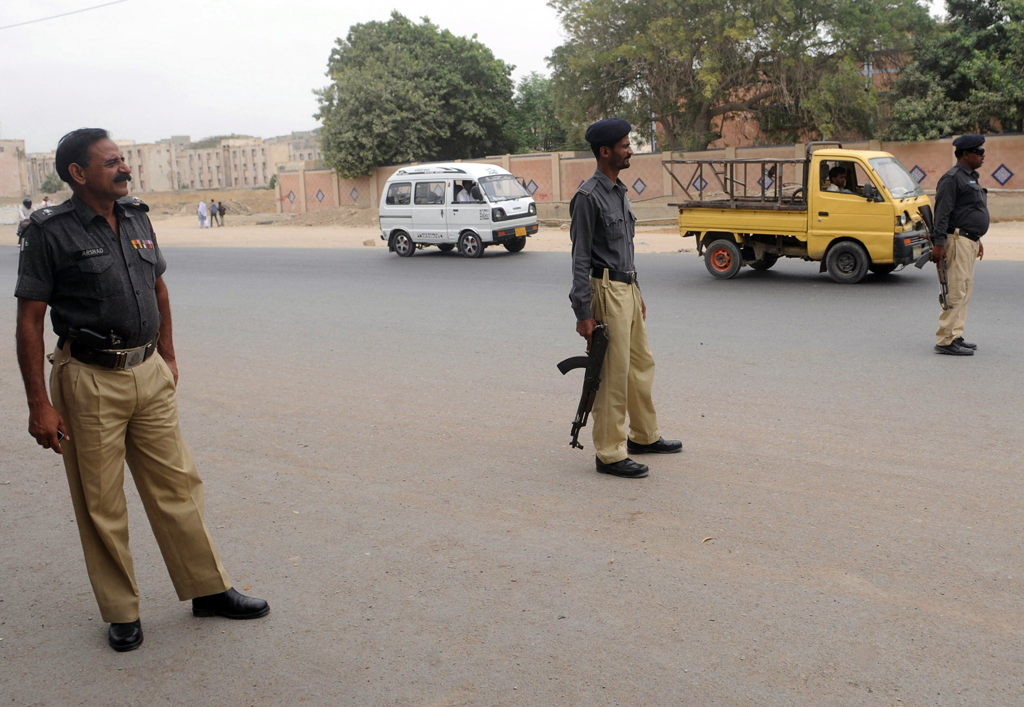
0, 0, 565, 153
1, 0, 945, 154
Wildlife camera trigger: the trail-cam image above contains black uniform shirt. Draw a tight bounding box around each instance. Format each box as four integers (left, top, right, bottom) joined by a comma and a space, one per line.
569, 169, 637, 321
932, 163, 990, 246
14, 195, 167, 348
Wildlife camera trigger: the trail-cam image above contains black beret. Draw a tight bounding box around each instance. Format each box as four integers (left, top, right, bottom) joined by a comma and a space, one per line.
952, 134, 985, 150
585, 118, 632, 146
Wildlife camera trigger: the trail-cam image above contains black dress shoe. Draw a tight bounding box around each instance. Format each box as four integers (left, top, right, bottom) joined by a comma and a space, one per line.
596, 457, 649, 478
953, 337, 977, 350
935, 343, 974, 356
108, 619, 143, 652
192, 587, 270, 620
627, 437, 683, 455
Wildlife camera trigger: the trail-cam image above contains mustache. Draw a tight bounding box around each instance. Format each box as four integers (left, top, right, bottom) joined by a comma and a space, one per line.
113, 173, 132, 183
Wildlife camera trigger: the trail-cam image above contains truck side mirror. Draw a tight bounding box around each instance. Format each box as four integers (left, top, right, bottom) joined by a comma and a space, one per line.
862, 183, 879, 201
471, 186, 483, 201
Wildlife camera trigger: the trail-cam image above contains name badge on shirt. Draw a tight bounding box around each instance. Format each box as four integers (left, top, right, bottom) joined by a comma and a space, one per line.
74, 247, 106, 260
130, 239, 155, 250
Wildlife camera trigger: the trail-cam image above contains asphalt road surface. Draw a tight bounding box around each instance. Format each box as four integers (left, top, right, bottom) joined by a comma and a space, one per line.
2, 244, 1023, 705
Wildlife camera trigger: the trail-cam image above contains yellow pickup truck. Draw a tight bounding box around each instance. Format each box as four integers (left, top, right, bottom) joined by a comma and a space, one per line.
669, 142, 934, 283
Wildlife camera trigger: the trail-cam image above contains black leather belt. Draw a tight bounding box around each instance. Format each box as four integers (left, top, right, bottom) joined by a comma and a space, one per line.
952, 228, 981, 241
70, 340, 156, 370
591, 267, 638, 284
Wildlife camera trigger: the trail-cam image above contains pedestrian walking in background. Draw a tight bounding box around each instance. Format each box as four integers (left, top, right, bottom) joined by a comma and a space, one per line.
40, 196, 53, 209
197, 199, 208, 228
217, 201, 226, 225
14, 128, 269, 653
930, 134, 989, 355
17, 198, 34, 241
569, 118, 682, 479
209, 200, 219, 227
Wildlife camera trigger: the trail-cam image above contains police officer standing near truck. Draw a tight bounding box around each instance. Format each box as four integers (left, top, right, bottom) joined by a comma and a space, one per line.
569, 118, 682, 478
14, 128, 268, 652
930, 134, 989, 356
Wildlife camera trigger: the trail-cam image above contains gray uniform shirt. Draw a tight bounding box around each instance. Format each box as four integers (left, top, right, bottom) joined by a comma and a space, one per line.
569, 169, 637, 321
14, 195, 167, 348
932, 163, 989, 246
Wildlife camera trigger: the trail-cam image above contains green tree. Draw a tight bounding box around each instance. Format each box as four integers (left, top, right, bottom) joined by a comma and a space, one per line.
40, 172, 63, 194
885, 0, 1024, 140
509, 72, 575, 152
548, 0, 931, 149
315, 12, 516, 177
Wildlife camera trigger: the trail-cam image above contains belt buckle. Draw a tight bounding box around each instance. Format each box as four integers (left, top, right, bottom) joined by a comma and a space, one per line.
629, 271, 637, 284
113, 347, 146, 370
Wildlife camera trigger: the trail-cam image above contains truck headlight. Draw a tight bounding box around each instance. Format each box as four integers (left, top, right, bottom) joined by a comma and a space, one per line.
528, 202, 537, 216
491, 207, 507, 222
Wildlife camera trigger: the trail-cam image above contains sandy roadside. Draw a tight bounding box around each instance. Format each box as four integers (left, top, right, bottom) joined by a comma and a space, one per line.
152, 214, 1024, 260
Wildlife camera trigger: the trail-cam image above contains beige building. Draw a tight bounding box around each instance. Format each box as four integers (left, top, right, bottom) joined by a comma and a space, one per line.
13, 130, 322, 196
1, 140, 30, 198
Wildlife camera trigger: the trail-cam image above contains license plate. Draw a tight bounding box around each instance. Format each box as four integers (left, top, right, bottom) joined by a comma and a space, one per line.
913, 246, 922, 258
515, 227, 526, 237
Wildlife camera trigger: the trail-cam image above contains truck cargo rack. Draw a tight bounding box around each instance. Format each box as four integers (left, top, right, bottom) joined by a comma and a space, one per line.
663, 158, 808, 211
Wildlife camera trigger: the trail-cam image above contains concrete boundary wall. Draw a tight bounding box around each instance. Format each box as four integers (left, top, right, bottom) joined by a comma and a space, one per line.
276, 135, 1024, 214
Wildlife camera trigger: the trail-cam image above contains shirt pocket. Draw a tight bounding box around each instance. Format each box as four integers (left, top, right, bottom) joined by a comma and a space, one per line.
73, 254, 115, 297
600, 213, 625, 241
137, 248, 158, 287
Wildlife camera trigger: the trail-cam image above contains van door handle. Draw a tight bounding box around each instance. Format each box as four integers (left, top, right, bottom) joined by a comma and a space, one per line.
441, 209, 444, 217
818, 211, 829, 216
452, 209, 459, 213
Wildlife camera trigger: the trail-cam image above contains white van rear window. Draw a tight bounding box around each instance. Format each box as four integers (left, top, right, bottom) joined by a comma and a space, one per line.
386, 182, 411, 205
414, 182, 446, 205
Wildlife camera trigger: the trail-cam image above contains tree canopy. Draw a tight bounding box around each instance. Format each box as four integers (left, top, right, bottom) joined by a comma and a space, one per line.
885, 0, 1024, 139
548, 0, 932, 149
508, 73, 577, 153
315, 12, 516, 177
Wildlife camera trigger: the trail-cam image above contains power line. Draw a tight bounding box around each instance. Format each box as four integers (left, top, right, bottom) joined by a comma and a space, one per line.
0, 0, 130, 31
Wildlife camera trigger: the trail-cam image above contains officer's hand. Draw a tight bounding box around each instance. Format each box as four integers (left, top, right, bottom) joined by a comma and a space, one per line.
930, 245, 946, 264
28, 401, 67, 455
163, 356, 179, 385
641, 297, 647, 322
576, 318, 597, 347
978, 241, 984, 260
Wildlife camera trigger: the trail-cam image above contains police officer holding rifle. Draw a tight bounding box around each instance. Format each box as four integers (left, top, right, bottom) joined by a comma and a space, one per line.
14, 128, 268, 652
930, 134, 989, 356
569, 118, 681, 478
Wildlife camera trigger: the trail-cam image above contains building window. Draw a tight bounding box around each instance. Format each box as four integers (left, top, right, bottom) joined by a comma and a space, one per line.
234, 177, 238, 186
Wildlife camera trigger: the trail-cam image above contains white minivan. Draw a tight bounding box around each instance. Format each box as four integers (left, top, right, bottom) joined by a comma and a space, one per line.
379, 162, 539, 258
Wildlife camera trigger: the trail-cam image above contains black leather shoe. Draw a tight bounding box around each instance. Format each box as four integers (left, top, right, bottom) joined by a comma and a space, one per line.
192, 587, 270, 620
953, 337, 977, 350
108, 619, 143, 652
935, 343, 974, 356
627, 437, 683, 455
596, 457, 649, 478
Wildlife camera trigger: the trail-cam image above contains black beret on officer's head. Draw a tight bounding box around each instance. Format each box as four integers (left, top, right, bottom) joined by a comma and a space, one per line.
586, 118, 632, 158
952, 134, 985, 151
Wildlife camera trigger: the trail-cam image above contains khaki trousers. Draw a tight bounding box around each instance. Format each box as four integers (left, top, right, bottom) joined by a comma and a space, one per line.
936, 233, 979, 346
50, 346, 230, 623
589, 275, 660, 463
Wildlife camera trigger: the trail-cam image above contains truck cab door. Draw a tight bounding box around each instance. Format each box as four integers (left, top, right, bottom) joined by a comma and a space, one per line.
808, 158, 892, 260
447, 182, 487, 243
412, 180, 449, 243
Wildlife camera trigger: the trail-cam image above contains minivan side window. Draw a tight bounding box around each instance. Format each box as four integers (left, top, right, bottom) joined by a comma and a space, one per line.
414, 181, 447, 205
386, 182, 412, 206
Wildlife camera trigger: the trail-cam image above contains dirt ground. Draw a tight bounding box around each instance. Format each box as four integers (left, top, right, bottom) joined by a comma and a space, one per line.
152, 215, 1024, 259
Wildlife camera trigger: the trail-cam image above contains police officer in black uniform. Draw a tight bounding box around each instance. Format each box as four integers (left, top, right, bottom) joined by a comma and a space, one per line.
930, 134, 989, 355
15, 128, 268, 652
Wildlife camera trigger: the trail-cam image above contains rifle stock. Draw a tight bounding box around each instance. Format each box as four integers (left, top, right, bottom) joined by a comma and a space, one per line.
557, 324, 609, 450
913, 204, 950, 309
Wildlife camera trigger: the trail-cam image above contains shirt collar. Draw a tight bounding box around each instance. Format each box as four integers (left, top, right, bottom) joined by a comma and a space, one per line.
954, 163, 979, 180
592, 169, 626, 192
71, 194, 129, 228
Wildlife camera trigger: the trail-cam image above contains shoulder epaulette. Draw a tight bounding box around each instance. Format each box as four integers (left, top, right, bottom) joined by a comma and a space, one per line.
577, 177, 599, 196
118, 195, 149, 212
29, 200, 74, 225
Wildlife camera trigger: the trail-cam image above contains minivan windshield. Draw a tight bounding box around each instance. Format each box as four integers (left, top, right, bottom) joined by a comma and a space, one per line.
869, 157, 925, 199
479, 175, 530, 202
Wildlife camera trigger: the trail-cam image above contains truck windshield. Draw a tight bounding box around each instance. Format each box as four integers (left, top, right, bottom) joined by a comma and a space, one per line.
479, 175, 530, 202
869, 157, 924, 199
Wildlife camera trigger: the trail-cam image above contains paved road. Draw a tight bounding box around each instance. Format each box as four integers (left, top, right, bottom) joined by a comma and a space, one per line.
2, 245, 1023, 705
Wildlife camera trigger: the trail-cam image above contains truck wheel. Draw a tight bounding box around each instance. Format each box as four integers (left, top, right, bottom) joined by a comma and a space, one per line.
437, 243, 455, 253
704, 239, 743, 279
393, 232, 415, 257
825, 242, 869, 283
869, 263, 897, 276
749, 254, 779, 271
503, 237, 527, 253
459, 232, 484, 258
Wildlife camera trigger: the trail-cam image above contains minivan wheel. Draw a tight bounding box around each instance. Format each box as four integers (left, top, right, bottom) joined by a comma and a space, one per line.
459, 232, 484, 258
393, 232, 415, 257
437, 243, 455, 253
825, 241, 869, 283
704, 239, 743, 279
503, 237, 527, 253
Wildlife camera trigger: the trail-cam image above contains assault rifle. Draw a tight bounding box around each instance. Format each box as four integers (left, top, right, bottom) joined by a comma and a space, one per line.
912, 204, 950, 310
557, 324, 609, 450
